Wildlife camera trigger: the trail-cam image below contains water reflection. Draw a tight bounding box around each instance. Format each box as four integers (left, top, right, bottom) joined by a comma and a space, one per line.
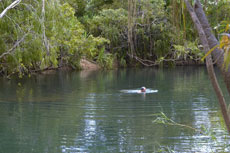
0, 67, 230, 152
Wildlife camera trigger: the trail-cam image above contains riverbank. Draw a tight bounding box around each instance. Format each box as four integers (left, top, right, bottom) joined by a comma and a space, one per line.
0, 58, 205, 79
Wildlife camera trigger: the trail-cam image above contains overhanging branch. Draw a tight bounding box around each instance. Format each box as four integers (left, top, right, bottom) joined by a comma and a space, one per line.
0, 31, 29, 59
0, 0, 22, 18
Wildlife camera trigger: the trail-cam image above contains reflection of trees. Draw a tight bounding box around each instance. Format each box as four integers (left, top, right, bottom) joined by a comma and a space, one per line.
0, 71, 86, 152
0, 67, 229, 152
153, 67, 229, 151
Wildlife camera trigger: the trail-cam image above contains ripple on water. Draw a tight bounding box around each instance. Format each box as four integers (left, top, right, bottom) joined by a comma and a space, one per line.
1, 67, 230, 152
120, 89, 158, 94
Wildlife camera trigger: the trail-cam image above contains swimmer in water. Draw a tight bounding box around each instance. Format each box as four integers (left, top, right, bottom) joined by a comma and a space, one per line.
141, 87, 146, 92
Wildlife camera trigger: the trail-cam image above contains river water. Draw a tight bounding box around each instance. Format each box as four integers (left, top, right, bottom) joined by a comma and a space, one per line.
0, 67, 230, 152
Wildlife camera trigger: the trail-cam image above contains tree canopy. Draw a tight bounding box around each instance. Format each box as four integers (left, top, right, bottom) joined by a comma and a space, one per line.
0, 0, 230, 77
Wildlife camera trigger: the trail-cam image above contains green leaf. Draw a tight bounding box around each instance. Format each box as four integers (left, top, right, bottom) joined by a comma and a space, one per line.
201, 44, 219, 61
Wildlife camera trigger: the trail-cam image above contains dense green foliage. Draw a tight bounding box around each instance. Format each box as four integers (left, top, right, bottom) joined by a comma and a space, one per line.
0, 0, 230, 76
0, 0, 109, 76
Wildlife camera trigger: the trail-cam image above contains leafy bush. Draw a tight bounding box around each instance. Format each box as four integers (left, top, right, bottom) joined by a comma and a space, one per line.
173, 41, 203, 60
0, 1, 109, 76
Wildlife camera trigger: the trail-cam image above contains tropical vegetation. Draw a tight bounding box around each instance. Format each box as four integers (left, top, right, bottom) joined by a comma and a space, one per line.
0, 0, 230, 77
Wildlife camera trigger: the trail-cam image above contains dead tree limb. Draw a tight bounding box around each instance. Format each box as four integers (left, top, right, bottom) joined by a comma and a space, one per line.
185, 0, 230, 133
0, 32, 29, 59
0, 0, 21, 18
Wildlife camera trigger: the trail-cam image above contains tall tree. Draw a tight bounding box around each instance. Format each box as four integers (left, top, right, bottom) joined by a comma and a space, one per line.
184, 0, 230, 132
128, 0, 136, 58
194, 0, 230, 95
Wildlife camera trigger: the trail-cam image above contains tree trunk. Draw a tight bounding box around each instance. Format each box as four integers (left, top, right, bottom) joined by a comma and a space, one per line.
194, 0, 230, 95
128, 0, 136, 58
42, 0, 49, 55
184, 0, 230, 133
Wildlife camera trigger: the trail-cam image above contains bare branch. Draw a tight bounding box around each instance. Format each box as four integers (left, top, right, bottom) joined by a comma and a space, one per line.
127, 53, 158, 66
0, 0, 22, 18
0, 32, 29, 59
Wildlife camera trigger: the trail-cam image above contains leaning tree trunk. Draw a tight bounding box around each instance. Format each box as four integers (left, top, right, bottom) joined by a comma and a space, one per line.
184, 0, 230, 133
194, 0, 230, 95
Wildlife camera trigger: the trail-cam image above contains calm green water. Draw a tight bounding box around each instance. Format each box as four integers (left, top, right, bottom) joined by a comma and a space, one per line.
0, 67, 230, 152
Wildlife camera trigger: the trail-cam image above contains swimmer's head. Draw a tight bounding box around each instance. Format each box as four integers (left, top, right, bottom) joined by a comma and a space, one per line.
141, 87, 146, 92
